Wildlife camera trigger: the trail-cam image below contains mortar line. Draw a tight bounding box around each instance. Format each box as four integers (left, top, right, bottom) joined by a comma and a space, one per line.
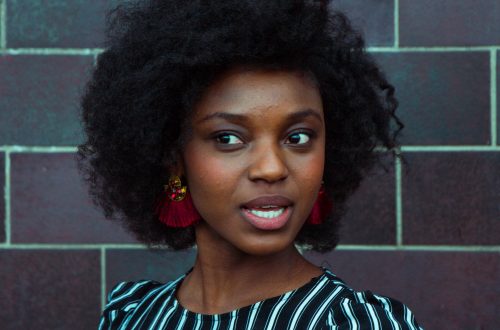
1, 145, 500, 153
491, 49, 497, 146
4, 151, 10, 245
0, 243, 498, 252
101, 247, 106, 311
0, 46, 498, 55
0, 146, 77, 152
0, 48, 103, 55
367, 46, 499, 52
401, 146, 500, 152
395, 152, 403, 246
393, 0, 399, 48
334, 245, 500, 252
0, 243, 147, 249
0, 0, 6, 49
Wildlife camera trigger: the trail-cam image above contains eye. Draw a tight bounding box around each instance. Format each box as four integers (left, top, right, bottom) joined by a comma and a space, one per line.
286, 132, 311, 145
215, 133, 244, 145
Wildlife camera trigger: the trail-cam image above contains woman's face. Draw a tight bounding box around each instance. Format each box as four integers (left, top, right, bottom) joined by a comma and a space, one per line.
181, 68, 325, 255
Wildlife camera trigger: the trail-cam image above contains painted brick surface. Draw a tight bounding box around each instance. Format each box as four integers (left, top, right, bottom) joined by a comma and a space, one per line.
0, 153, 4, 243
106, 249, 197, 289
375, 52, 490, 145
0, 250, 101, 330
0, 0, 498, 329
304, 250, 500, 328
10, 153, 135, 243
400, 0, 500, 46
403, 152, 500, 245
331, 0, 394, 47
339, 156, 395, 244
7, 0, 110, 48
0, 55, 92, 145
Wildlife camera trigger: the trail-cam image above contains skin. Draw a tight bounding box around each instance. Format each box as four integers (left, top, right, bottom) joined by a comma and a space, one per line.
175, 67, 326, 315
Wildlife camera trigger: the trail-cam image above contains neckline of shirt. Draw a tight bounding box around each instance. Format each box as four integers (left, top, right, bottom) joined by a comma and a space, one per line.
169, 265, 333, 320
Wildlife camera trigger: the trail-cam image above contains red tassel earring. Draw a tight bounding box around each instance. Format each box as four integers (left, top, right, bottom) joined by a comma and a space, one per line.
306, 184, 333, 225
155, 175, 201, 228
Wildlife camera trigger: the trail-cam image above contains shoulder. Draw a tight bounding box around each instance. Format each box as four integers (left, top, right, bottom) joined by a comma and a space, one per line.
97, 278, 178, 329
321, 270, 424, 330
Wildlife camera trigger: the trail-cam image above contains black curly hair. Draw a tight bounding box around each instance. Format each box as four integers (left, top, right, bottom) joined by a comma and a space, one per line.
77, 0, 404, 252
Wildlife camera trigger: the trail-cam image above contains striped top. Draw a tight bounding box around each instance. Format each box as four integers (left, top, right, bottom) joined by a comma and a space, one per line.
99, 267, 423, 329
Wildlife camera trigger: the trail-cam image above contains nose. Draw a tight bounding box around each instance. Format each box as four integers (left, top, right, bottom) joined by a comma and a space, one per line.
247, 141, 289, 183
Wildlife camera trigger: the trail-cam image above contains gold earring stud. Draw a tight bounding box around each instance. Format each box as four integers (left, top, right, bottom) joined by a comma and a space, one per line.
165, 175, 187, 201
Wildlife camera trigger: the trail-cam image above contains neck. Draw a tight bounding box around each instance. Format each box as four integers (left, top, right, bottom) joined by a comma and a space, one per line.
176, 222, 322, 314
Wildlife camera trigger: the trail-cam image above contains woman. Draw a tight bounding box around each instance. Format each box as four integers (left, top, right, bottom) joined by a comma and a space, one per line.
78, 0, 422, 329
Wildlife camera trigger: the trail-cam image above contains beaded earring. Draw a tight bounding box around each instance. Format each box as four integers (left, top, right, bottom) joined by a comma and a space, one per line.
306, 184, 333, 225
155, 175, 201, 227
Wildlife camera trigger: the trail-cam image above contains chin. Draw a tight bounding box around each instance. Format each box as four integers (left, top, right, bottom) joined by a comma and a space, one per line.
237, 237, 295, 256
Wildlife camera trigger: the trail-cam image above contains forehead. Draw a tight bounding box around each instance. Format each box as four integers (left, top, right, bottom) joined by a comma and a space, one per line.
192, 68, 322, 118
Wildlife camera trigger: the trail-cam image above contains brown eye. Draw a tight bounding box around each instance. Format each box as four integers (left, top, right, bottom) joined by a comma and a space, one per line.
286, 132, 311, 145
215, 133, 243, 145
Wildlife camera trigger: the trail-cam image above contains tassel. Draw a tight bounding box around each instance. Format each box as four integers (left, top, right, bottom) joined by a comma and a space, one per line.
155, 192, 201, 228
306, 187, 333, 225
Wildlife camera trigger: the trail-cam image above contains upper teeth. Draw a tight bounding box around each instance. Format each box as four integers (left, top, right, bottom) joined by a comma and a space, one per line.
248, 208, 285, 219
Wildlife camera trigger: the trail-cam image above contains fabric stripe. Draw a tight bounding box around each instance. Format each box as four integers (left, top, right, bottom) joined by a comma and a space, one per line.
245, 300, 262, 329
174, 309, 188, 329
307, 285, 343, 328
404, 304, 419, 330
156, 299, 181, 329
365, 303, 382, 330
107, 282, 126, 302
264, 291, 293, 330
287, 276, 329, 328
373, 294, 401, 330
211, 314, 220, 330
193, 313, 203, 330
118, 279, 180, 330
227, 310, 238, 330
341, 298, 360, 330
107, 281, 150, 306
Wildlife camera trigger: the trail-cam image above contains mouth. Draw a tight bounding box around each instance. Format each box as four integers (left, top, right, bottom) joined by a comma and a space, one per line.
240, 195, 293, 230
245, 206, 287, 219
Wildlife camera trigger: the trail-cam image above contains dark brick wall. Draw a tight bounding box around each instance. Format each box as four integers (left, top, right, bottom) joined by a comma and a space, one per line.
0, 1, 498, 329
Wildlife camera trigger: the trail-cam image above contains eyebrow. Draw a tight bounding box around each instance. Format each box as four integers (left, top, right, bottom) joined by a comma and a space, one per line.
197, 108, 322, 124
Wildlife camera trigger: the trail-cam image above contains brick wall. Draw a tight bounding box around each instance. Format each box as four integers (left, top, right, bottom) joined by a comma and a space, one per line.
0, 0, 498, 328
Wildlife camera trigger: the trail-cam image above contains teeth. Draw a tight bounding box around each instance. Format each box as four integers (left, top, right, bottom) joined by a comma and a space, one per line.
248, 208, 285, 219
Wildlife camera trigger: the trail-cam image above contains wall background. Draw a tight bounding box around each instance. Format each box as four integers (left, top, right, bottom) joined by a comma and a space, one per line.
0, 0, 498, 329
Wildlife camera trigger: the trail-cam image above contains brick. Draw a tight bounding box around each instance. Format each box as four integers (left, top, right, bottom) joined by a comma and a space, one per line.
339, 155, 395, 245
0, 249, 100, 330
0, 55, 92, 145
106, 249, 196, 289
331, 0, 394, 47
304, 250, 500, 328
375, 52, 490, 145
7, 0, 110, 48
10, 153, 136, 243
400, 0, 500, 47
402, 152, 500, 245
0, 153, 4, 243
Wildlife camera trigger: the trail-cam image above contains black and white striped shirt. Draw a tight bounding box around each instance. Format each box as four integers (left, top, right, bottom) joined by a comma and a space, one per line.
99, 267, 423, 329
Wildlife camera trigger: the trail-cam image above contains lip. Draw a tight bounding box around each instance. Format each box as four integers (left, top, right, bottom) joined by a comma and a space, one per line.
241, 206, 292, 230
241, 195, 293, 209
240, 195, 293, 230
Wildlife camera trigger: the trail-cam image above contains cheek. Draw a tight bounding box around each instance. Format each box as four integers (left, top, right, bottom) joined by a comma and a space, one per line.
288, 142, 325, 203
182, 143, 239, 204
